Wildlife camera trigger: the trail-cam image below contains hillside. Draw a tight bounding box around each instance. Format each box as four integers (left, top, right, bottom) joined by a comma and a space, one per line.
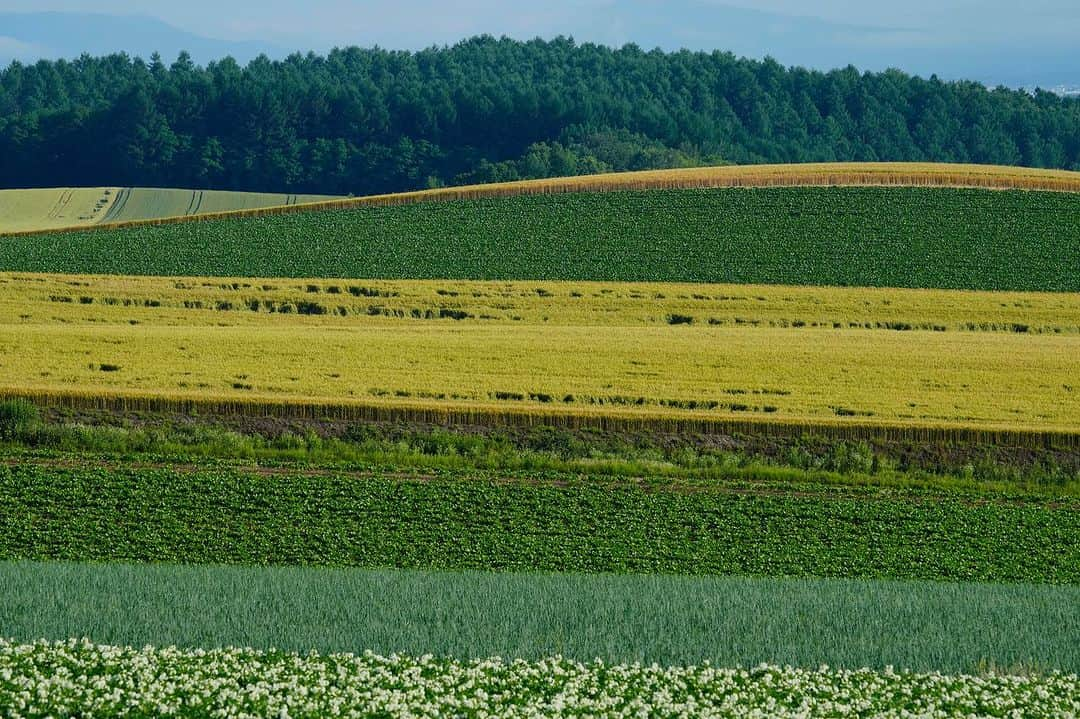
3, 164, 1078, 292
0, 187, 337, 233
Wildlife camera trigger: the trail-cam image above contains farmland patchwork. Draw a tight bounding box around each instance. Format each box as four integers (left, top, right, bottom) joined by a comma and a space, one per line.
1, 165, 1078, 716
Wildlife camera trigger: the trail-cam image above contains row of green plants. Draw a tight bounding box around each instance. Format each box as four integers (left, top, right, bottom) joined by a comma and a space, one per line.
2, 462, 1076, 583
2, 187, 1077, 290
3, 639, 1078, 719
5, 401, 1077, 495
5, 561, 1078, 671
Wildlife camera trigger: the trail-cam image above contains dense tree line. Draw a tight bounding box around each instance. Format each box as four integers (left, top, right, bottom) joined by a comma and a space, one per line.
1, 36, 1079, 194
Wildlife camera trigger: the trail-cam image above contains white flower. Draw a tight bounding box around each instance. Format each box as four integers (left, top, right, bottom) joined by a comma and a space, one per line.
0, 637, 1076, 719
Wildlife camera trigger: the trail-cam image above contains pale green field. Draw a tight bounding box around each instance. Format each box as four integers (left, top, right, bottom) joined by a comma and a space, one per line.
99, 188, 337, 224
0, 188, 337, 232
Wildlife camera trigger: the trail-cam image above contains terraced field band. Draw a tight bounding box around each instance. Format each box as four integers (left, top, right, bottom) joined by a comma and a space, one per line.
2, 273, 1076, 439
4, 162, 1080, 237
4, 186, 1079, 291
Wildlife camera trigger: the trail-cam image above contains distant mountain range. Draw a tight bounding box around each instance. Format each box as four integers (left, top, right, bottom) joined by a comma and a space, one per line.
551, 1, 1079, 90
0, 7, 1076, 92
0, 12, 281, 66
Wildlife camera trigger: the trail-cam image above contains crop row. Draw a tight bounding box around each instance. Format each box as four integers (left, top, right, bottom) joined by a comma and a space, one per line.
2, 638, 1078, 719
1, 187, 1078, 291
5, 560, 1079, 671
1, 464, 1077, 583
10, 272, 1080, 334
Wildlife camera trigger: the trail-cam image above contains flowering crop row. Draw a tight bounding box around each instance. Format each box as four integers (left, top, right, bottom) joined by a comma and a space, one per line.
1, 638, 1077, 719
1, 187, 1077, 291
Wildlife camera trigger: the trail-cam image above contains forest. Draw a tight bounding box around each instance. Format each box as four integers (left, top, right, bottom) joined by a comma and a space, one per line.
1, 35, 1079, 194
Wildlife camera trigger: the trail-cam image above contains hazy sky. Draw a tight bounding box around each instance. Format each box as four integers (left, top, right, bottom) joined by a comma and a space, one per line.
1, 1, 1076, 88
1, 0, 1078, 50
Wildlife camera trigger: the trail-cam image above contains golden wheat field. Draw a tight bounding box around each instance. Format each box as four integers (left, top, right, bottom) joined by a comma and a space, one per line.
3, 272, 1080, 331
0, 272, 1077, 434
8, 162, 1080, 237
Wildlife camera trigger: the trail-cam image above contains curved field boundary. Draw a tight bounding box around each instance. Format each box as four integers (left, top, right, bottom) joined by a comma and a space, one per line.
6, 389, 1078, 450
4, 162, 1080, 238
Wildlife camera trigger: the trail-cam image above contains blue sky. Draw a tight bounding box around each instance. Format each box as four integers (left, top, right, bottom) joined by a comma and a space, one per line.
1, 0, 1077, 48
0, 1, 1077, 87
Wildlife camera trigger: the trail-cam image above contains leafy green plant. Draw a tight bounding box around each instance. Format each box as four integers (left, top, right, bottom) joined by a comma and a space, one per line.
1, 463, 1076, 583
0, 399, 38, 441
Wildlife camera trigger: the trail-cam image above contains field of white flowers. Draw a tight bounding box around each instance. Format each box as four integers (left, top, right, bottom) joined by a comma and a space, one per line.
0, 639, 1077, 718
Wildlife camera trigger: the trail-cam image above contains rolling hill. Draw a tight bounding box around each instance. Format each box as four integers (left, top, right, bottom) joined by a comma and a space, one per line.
2, 164, 1078, 292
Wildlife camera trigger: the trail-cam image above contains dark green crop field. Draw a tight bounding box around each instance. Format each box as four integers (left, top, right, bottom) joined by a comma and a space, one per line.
3, 187, 1079, 291
2, 463, 1077, 584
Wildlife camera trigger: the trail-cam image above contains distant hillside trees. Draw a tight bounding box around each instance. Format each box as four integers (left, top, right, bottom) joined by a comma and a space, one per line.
1, 36, 1078, 193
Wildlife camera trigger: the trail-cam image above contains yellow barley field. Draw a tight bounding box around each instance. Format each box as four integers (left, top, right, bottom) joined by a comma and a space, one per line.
0, 272, 1077, 436
1, 272, 1080, 332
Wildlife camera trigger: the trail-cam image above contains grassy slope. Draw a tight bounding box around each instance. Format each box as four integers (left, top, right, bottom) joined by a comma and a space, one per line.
2, 462, 1076, 584
7, 413, 1079, 495
0, 187, 336, 232
2, 187, 1077, 291
3, 560, 1078, 672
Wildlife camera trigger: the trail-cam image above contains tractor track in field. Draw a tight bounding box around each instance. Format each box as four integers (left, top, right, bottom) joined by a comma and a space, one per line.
100, 188, 132, 223
45, 190, 74, 220
1, 455, 1072, 509
182, 190, 205, 216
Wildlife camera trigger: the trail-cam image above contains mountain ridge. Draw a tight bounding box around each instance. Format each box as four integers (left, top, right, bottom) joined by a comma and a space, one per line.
0, 11, 282, 66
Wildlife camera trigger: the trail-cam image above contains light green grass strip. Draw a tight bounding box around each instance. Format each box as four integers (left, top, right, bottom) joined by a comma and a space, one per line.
2, 560, 1077, 673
